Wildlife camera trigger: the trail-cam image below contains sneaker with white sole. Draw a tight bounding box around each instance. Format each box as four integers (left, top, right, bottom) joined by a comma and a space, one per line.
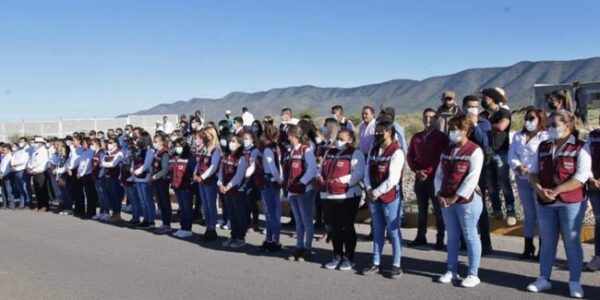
527, 277, 551, 293
586, 256, 600, 271
460, 275, 480, 288
438, 271, 461, 284
339, 259, 354, 271
324, 257, 341, 270
569, 281, 584, 298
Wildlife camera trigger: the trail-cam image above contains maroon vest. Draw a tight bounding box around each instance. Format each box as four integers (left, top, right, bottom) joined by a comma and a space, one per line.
368, 142, 402, 203
284, 145, 310, 194
537, 139, 586, 205
439, 141, 481, 204
133, 150, 149, 179
320, 146, 355, 195
120, 154, 134, 187
196, 147, 218, 185
221, 153, 242, 196
169, 157, 190, 189
103, 149, 121, 179
152, 147, 170, 183
91, 150, 104, 181
589, 129, 600, 179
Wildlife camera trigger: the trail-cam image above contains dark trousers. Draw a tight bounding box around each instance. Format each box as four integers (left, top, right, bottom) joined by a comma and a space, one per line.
32, 172, 50, 209
105, 177, 122, 213
315, 193, 324, 225
81, 175, 98, 217
224, 190, 248, 240
246, 185, 260, 226
415, 178, 444, 242
1, 172, 17, 208
191, 182, 203, 220
323, 196, 360, 261
155, 181, 172, 226
67, 174, 82, 212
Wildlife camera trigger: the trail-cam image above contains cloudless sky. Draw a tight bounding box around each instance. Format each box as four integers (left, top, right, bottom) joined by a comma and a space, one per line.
1, 0, 599, 121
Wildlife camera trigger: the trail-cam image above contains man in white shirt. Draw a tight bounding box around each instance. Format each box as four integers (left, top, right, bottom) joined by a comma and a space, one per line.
0, 143, 17, 209
11, 137, 32, 209
27, 136, 50, 211
162, 115, 175, 134
241, 107, 255, 131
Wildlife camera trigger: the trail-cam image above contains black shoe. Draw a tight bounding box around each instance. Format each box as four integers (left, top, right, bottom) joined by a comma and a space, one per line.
482, 244, 494, 256
434, 240, 446, 250
284, 220, 295, 227
202, 229, 218, 241
364, 232, 373, 241
519, 237, 536, 260
389, 266, 403, 279
408, 238, 427, 247
268, 242, 282, 252
314, 221, 325, 230
287, 248, 301, 261
129, 219, 141, 226
259, 241, 270, 252
137, 221, 151, 228
361, 263, 380, 275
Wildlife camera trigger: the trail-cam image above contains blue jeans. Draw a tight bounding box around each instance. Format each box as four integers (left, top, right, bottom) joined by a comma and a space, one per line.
368, 196, 402, 266
515, 178, 537, 238
125, 185, 141, 221
155, 181, 172, 226
289, 189, 316, 250
105, 177, 122, 213
262, 182, 281, 243
174, 188, 193, 231
96, 178, 110, 214
224, 190, 248, 240
591, 191, 600, 257
536, 200, 586, 282
442, 194, 483, 276
136, 182, 155, 222
58, 183, 72, 210
487, 150, 516, 214
199, 182, 218, 230
14, 170, 31, 208
1, 173, 16, 208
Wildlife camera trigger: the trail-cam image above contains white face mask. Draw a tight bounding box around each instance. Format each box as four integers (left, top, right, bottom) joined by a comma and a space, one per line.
467, 107, 479, 116
524, 120, 538, 132
331, 113, 338, 120
191, 123, 199, 130
18, 142, 26, 148
228, 142, 240, 152
243, 140, 253, 149
174, 146, 183, 155
315, 136, 324, 144
220, 139, 228, 147
107, 144, 116, 151
335, 140, 347, 150
548, 124, 566, 140
153, 143, 162, 150
448, 130, 462, 144
90, 145, 98, 151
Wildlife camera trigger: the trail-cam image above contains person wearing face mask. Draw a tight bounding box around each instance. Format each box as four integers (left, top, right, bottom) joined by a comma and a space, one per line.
151, 134, 172, 234
316, 129, 364, 271
101, 137, 124, 222
585, 113, 600, 272
283, 125, 318, 262
169, 139, 195, 238
132, 132, 156, 228
65, 135, 84, 216
90, 139, 110, 221
436, 91, 463, 135
331, 105, 354, 131
193, 127, 222, 241
52, 141, 72, 215
362, 121, 404, 278
527, 111, 589, 298
11, 137, 32, 209
121, 141, 141, 225
406, 108, 449, 249
508, 109, 549, 259
76, 137, 99, 218
26, 137, 50, 212
218, 134, 249, 248
242, 132, 261, 232
0, 143, 17, 209
480, 88, 517, 225
434, 115, 484, 288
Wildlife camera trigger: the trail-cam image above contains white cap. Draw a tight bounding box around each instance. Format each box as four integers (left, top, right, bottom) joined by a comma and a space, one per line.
225, 110, 231, 114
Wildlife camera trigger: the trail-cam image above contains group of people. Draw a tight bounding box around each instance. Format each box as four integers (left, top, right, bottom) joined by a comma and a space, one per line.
0, 88, 598, 298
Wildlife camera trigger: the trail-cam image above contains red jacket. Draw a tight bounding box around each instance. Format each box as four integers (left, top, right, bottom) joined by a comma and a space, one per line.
537, 139, 586, 205
406, 129, 448, 180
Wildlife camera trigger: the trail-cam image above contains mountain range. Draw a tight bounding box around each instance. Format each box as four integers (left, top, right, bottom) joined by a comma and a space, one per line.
123, 57, 600, 121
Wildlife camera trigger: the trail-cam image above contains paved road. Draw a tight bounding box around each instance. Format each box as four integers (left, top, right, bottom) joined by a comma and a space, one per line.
0, 210, 598, 300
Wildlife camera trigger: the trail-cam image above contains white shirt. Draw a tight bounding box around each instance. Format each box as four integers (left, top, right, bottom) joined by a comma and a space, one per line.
77, 148, 95, 177
529, 135, 591, 185
162, 121, 175, 134
262, 147, 283, 184
244, 147, 259, 178
508, 131, 549, 179
319, 148, 365, 199
0, 152, 13, 177
27, 146, 49, 174
242, 111, 255, 126
66, 146, 83, 171
11, 146, 31, 172
434, 145, 484, 200
364, 145, 405, 199
287, 144, 318, 196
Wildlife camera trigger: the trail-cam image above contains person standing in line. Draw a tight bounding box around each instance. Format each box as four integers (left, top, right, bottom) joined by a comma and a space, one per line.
358, 106, 376, 156
102, 137, 124, 222
132, 132, 156, 228
152, 133, 172, 234
170, 139, 195, 239
11, 137, 32, 209
242, 131, 261, 232
91, 139, 110, 221
258, 125, 284, 252
193, 127, 222, 241
77, 137, 99, 219
0, 143, 17, 209
27, 137, 50, 212
241, 107, 255, 133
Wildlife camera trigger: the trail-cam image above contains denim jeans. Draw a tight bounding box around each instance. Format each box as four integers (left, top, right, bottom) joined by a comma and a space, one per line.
262, 182, 281, 243
487, 150, 516, 214
174, 188, 193, 231
199, 182, 218, 230
289, 189, 316, 250
136, 182, 155, 222
96, 178, 110, 214
14, 170, 31, 208
368, 196, 402, 266
442, 194, 483, 276
1, 173, 16, 208
591, 191, 600, 257
125, 185, 141, 221
224, 190, 248, 240
536, 200, 586, 282
58, 183, 72, 211
105, 177, 122, 213
414, 178, 444, 241
154, 181, 172, 226
515, 178, 537, 238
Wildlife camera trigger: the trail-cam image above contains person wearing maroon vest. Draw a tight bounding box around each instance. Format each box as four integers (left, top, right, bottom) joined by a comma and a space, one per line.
169, 139, 195, 239
193, 127, 222, 241
258, 125, 284, 252
218, 134, 249, 248
242, 132, 261, 232
121, 144, 142, 226
317, 129, 365, 271
101, 137, 124, 223
434, 115, 484, 288
283, 125, 318, 262
90, 139, 110, 222
152, 134, 172, 234
527, 111, 590, 299
362, 121, 404, 279
586, 116, 600, 272
131, 132, 156, 229
407, 108, 448, 249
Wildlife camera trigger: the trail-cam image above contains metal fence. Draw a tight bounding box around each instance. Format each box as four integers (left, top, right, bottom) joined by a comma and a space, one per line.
0, 114, 179, 142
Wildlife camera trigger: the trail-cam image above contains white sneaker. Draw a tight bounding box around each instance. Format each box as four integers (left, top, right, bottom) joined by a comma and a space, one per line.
527, 277, 552, 293
586, 256, 600, 271
339, 259, 354, 271
569, 281, 584, 298
324, 257, 341, 270
438, 271, 461, 284
460, 275, 480, 288
178, 231, 192, 238
222, 239, 234, 247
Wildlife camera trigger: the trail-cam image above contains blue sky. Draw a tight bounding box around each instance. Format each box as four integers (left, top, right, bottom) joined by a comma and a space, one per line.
1, 0, 598, 121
